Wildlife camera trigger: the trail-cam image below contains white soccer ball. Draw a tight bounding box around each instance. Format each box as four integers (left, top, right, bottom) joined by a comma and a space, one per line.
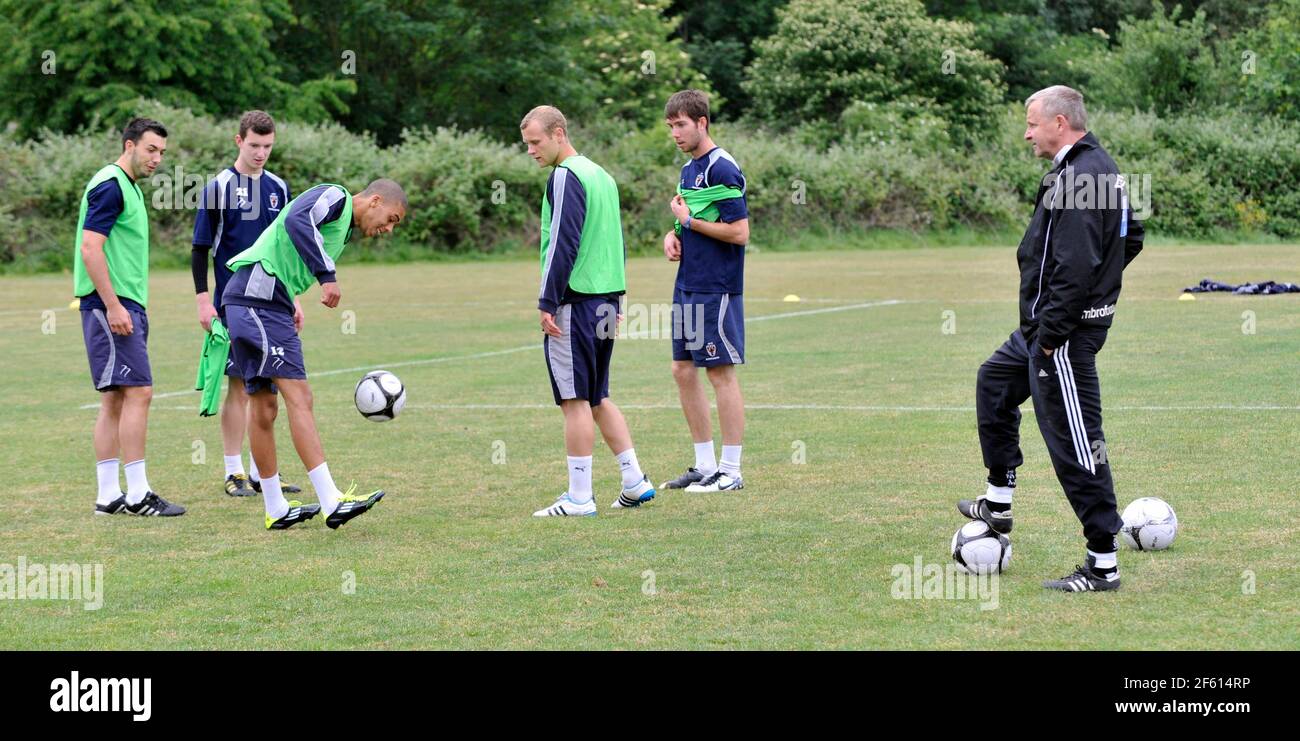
1119, 497, 1178, 551
354, 370, 406, 422
951, 520, 1011, 575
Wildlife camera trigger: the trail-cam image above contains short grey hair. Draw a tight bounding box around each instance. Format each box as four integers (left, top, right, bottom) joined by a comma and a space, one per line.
1026, 85, 1087, 131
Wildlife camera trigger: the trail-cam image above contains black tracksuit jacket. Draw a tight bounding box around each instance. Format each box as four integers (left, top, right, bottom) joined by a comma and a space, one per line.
1017, 132, 1145, 349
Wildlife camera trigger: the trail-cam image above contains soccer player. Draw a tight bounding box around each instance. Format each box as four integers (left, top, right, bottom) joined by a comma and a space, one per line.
959, 85, 1144, 592
659, 90, 750, 493
192, 110, 303, 498
520, 105, 657, 516
220, 178, 407, 530
76, 118, 186, 517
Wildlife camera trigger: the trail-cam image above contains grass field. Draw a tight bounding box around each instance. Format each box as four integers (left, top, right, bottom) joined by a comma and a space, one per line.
2, 242, 1298, 649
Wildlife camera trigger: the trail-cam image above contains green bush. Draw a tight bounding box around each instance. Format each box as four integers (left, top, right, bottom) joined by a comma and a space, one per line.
1082, 3, 1219, 114
2, 98, 1297, 273
743, 0, 1007, 141
1219, 0, 1300, 118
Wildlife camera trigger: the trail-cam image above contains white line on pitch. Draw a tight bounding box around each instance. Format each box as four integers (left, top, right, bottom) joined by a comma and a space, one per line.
77, 343, 541, 409
622, 298, 905, 337
75, 298, 906, 409
137, 403, 1300, 413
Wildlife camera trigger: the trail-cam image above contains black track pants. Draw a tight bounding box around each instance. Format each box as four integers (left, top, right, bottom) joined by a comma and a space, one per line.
976, 328, 1123, 553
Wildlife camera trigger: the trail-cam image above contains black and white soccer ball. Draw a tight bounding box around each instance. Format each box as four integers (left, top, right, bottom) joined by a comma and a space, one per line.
354, 370, 406, 422
951, 520, 1012, 575
1119, 497, 1178, 551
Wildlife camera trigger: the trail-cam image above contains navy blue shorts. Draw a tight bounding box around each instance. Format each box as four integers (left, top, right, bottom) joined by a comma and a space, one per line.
543, 298, 619, 406
216, 305, 240, 378
671, 288, 745, 367
224, 305, 307, 395
81, 307, 152, 390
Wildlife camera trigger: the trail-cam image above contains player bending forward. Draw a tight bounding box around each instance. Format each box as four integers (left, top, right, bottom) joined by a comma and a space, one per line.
221, 179, 407, 530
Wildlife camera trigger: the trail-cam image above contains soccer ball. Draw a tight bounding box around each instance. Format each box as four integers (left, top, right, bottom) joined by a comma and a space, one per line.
950, 520, 1011, 575
1119, 497, 1178, 551
354, 370, 406, 422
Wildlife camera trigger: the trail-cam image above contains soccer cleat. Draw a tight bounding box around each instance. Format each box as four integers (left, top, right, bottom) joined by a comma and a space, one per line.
957, 496, 1014, 534
265, 500, 322, 530
252, 477, 301, 494
612, 476, 657, 509
325, 485, 385, 529
1043, 557, 1121, 593
685, 470, 744, 493
94, 493, 130, 516
127, 492, 187, 517
533, 493, 597, 517
661, 467, 706, 490
225, 473, 257, 497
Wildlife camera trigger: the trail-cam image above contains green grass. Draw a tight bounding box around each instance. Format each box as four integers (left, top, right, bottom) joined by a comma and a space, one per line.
1, 242, 1297, 649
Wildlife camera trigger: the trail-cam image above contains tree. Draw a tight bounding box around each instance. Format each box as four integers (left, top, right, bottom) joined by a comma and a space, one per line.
0, 0, 352, 137
1223, 0, 1300, 117
667, 0, 787, 118
565, 0, 713, 130
1083, 3, 1217, 114
271, 0, 708, 145
744, 0, 1006, 139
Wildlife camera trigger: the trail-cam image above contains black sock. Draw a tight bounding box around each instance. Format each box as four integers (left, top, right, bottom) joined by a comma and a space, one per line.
986, 467, 1016, 489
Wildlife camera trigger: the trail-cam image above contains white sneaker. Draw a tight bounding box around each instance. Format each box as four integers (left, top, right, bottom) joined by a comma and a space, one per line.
685, 470, 744, 493
612, 475, 657, 509
533, 492, 597, 517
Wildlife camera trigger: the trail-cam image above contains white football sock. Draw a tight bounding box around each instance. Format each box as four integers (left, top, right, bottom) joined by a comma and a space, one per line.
615, 448, 644, 489
307, 462, 340, 515
224, 454, 244, 477
95, 458, 120, 505
248, 454, 261, 483
1089, 550, 1118, 570
260, 473, 290, 520
123, 459, 151, 504
694, 440, 717, 475
718, 445, 742, 477
567, 456, 593, 504
984, 484, 1015, 505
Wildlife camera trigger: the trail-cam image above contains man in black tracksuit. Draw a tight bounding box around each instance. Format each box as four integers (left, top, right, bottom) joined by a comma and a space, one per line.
958, 85, 1144, 592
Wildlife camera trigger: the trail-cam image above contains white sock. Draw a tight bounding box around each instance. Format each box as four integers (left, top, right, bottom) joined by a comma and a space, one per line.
260, 473, 290, 520
615, 448, 644, 489
694, 440, 717, 475
224, 454, 244, 477
307, 462, 340, 515
123, 459, 151, 504
1089, 550, 1118, 570
567, 455, 593, 504
984, 484, 1014, 505
95, 458, 120, 505
248, 454, 261, 483
719, 445, 742, 477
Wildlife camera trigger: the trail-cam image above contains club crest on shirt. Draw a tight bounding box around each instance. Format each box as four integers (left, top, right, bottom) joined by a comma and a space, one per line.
269, 193, 279, 210
694, 173, 705, 187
